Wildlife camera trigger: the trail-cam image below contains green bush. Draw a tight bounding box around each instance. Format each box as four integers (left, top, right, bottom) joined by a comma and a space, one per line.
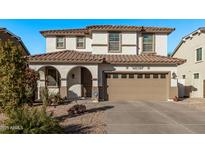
41, 88, 63, 106
1, 106, 63, 134
50, 93, 63, 105
0, 40, 29, 113
40, 87, 51, 107
24, 68, 39, 105
0, 40, 63, 134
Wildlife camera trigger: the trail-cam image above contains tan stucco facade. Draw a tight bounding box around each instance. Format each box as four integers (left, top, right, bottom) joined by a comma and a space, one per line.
29, 63, 178, 101
46, 32, 168, 56
173, 31, 205, 98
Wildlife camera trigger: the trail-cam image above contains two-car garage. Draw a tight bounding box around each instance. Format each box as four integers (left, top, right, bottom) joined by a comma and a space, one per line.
105, 72, 170, 101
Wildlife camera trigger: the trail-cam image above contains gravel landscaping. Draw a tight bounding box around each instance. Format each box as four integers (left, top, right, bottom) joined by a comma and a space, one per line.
0, 100, 107, 134
48, 101, 107, 134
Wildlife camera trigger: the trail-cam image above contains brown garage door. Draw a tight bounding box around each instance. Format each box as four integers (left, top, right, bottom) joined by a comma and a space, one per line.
106, 73, 169, 101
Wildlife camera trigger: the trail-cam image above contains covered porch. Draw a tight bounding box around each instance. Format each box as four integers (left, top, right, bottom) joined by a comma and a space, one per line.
29, 64, 99, 102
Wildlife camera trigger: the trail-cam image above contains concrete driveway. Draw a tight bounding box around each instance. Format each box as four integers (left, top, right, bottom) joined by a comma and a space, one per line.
103, 101, 205, 133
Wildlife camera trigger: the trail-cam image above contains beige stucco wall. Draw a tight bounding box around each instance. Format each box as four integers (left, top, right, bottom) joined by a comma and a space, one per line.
30, 64, 98, 99
92, 32, 108, 44
67, 67, 82, 98
98, 64, 178, 86
46, 36, 92, 53
138, 33, 167, 56
173, 33, 205, 98
121, 32, 137, 44
30, 63, 178, 100
98, 64, 178, 100
45, 32, 168, 55
155, 34, 167, 56
92, 31, 138, 55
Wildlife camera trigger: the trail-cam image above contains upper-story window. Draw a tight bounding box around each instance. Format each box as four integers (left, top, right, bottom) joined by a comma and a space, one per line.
196, 47, 203, 62
56, 37, 65, 49
76, 37, 85, 49
142, 34, 154, 52
108, 32, 121, 52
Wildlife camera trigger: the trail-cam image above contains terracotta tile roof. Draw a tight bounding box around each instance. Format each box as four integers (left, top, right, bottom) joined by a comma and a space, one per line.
29, 50, 185, 65
40, 25, 175, 37
86, 25, 175, 33
40, 28, 90, 37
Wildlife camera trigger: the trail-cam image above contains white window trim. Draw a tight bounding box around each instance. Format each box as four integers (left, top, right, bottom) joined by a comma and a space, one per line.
195, 47, 203, 63
76, 36, 86, 49
108, 32, 121, 53
193, 72, 200, 79
56, 37, 66, 49
142, 33, 155, 53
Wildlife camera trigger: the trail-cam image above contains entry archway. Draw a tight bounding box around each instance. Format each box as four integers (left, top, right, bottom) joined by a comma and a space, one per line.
67, 66, 92, 99
37, 66, 61, 98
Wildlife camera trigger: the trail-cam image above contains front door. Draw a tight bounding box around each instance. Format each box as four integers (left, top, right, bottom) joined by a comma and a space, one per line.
81, 67, 92, 97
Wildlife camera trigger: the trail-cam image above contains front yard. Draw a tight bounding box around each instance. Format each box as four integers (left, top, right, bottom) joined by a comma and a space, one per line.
2, 98, 205, 134
0, 100, 108, 134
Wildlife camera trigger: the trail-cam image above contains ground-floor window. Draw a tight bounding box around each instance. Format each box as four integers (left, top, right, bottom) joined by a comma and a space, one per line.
46, 67, 60, 87
194, 73, 199, 79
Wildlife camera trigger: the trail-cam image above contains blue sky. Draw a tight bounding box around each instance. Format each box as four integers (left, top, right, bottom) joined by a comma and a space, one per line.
0, 19, 205, 55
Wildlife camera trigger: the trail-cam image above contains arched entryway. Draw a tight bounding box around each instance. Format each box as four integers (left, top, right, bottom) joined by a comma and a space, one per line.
37, 66, 61, 98
67, 66, 92, 99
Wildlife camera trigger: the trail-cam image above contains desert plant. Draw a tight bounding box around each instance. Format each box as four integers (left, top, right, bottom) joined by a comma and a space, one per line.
50, 93, 63, 105
1, 106, 63, 134
67, 104, 86, 116
41, 89, 63, 106
40, 87, 51, 108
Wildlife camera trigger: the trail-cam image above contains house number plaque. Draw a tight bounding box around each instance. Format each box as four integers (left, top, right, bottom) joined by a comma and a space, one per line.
132, 66, 144, 70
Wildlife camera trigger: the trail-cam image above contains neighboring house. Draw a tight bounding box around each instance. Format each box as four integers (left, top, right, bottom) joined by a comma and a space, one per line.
172, 27, 205, 98
0, 28, 30, 55
29, 25, 185, 102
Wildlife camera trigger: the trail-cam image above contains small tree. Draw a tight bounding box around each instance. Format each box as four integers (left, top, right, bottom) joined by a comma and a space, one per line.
0, 40, 63, 134
0, 40, 28, 112
24, 68, 39, 106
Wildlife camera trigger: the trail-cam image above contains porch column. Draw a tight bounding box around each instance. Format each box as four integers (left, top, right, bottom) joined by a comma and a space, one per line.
60, 78, 67, 98
92, 78, 99, 102
37, 68, 46, 99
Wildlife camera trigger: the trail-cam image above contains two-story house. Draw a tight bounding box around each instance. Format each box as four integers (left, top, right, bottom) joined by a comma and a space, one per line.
172, 27, 205, 98
0, 28, 30, 55
29, 25, 185, 102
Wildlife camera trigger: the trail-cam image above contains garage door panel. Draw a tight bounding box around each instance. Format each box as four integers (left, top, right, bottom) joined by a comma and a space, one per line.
106, 73, 169, 101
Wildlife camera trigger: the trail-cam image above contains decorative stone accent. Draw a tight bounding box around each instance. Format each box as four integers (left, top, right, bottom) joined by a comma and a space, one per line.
92, 86, 99, 102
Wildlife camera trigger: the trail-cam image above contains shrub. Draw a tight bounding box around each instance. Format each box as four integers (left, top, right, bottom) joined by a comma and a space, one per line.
50, 93, 63, 106
24, 68, 39, 105
0, 40, 63, 134
41, 89, 63, 106
67, 104, 86, 116
0, 40, 28, 112
40, 87, 51, 107
1, 106, 63, 134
